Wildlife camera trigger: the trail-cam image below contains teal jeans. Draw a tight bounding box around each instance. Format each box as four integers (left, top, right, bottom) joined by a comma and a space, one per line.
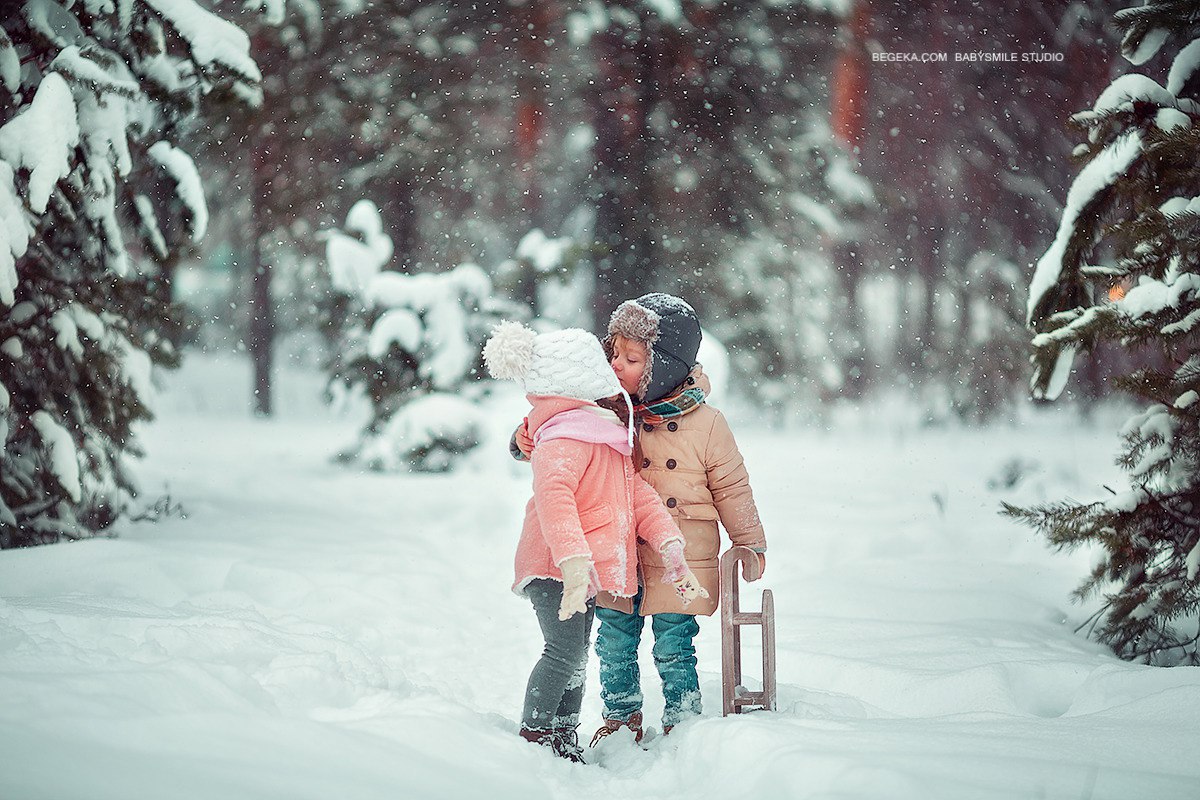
594, 588, 701, 728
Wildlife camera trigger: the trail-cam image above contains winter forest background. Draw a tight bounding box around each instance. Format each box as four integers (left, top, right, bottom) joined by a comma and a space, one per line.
2, 0, 1200, 796
187, 0, 1120, 418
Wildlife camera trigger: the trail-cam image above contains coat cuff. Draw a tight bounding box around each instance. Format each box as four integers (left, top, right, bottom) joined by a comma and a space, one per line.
656, 534, 686, 551
553, 550, 593, 568
728, 526, 767, 552
509, 431, 530, 462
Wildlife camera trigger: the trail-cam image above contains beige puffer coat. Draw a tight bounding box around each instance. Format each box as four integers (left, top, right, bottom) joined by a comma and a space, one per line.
597, 368, 766, 616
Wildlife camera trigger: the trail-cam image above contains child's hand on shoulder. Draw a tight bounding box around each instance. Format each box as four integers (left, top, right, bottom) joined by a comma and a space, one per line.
515, 418, 534, 457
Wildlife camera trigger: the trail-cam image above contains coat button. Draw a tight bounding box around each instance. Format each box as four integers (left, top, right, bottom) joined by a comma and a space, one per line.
667, 421, 678, 432
642, 458, 651, 469
666, 459, 677, 469
666, 498, 677, 508
643, 423, 654, 433
687, 376, 695, 385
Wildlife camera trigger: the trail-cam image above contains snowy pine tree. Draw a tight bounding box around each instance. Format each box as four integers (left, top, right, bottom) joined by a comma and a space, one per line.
714, 127, 874, 411
322, 200, 522, 472
493, 228, 592, 330
1006, 0, 1200, 664
568, 1, 862, 407
194, 1, 563, 410
0, 1, 258, 547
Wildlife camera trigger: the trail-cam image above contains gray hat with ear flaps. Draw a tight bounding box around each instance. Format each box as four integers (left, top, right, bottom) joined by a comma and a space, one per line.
606, 292, 701, 404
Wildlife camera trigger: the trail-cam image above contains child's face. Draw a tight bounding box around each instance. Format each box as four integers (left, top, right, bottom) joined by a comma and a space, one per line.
610, 335, 647, 396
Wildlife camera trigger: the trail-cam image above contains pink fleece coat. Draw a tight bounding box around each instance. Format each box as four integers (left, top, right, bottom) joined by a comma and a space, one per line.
512, 396, 684, 598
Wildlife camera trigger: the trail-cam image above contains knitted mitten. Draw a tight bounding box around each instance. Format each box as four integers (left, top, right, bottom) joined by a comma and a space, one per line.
660, 540, 689, 583
659, 540, 709, 607
558, 556, 591, 620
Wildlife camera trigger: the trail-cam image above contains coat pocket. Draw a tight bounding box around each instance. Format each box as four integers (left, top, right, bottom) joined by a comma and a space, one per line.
579, 505, 614, 532
581, 506, 631, 595
680, 518, 720, 561
675, 502, 718, 521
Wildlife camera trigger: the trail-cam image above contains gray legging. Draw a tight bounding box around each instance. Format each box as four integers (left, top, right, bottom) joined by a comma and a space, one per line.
522, 578, 596, 730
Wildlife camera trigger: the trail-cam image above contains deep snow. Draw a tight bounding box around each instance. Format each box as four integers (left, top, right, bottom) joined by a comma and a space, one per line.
1, 353, 1198, 800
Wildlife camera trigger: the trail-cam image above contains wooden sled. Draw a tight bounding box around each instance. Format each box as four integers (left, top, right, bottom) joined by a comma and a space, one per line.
720, 546, 777, 716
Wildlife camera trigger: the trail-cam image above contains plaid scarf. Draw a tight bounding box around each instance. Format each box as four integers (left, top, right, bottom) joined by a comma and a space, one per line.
636, 385, 706, 425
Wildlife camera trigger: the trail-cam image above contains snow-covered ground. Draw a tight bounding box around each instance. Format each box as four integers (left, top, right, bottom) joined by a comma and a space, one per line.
2, 353, 1198, 800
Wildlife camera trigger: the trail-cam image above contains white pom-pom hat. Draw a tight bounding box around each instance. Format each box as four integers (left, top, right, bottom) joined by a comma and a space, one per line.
485, 322, 622, 402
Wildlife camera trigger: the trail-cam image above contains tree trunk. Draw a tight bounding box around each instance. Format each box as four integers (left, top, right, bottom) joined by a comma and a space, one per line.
830, 0, 872, 394
833, 239, 868, 396
369, 171, 416, 273
249, 136, 274, 417
830, 0, 869, 152
901, 244, 938, 374
514, 2, 553, 311
590, 11, 657, 327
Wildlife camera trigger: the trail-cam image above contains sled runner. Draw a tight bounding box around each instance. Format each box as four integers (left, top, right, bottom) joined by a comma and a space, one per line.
720, 546, 776, 715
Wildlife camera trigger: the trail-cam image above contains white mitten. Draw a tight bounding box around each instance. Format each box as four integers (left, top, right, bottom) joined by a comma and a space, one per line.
558, 556, 591, 621
659, 540, 709, 607
671, 571, 709, 607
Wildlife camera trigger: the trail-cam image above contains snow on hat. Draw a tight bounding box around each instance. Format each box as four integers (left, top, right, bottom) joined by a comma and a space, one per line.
484, 321, 622, 401
606, 292, 702, 403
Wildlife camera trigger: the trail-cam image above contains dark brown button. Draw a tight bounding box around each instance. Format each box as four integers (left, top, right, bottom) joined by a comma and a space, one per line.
643, 423, 654, 433
666, 498, 677, 508
666, 459, 677, 469
667, 421, 678, 432
642, 458, 651, 469
687, 377, 695, 385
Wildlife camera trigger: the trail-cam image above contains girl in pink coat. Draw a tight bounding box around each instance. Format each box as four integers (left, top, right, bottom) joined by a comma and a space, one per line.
484, 321, 704, 763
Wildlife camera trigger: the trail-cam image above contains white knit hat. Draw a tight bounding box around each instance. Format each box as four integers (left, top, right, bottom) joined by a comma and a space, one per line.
484, 322, 622, 401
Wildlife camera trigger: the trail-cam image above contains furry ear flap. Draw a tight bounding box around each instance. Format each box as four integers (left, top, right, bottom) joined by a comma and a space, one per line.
607, 300, 660, 344
484, 321, 536, 381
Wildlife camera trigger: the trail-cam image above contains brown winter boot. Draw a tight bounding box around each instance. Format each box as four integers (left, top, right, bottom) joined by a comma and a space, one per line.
553, 726, 587, 763
589, 710, 644, 746
520, 726, 586, 763
520, 726, 556, 748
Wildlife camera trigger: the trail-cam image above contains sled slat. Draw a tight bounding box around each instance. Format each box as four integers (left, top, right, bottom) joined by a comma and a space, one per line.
720, 546, 777, 716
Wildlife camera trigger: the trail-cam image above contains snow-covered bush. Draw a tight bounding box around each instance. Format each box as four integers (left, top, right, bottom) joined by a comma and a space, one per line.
0, 1, 258, 547
323, 201, 523, 472
1006, 1, 1200, 665
495, 227, 592, 327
